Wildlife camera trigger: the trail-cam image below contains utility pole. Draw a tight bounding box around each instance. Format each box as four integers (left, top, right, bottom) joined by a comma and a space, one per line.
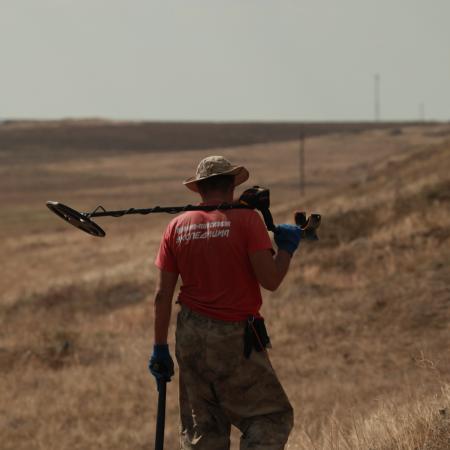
374, 73, 380, 122
299, 132, 305, 196
419, 102, 425, 122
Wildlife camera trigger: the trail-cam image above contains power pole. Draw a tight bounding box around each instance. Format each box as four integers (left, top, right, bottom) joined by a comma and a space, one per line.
419, 102, 425, 122
374, 73, 380, 122
299, 132, 305, 196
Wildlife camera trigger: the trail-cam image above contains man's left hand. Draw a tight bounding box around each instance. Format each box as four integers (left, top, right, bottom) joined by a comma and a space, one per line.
274, 224, 302, 256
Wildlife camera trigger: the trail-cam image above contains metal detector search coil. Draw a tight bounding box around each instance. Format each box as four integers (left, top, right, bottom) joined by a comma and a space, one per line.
46, 201, 106, 237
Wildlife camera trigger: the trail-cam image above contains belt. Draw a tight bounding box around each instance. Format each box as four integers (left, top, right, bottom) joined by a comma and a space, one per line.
178, 304, 246, 329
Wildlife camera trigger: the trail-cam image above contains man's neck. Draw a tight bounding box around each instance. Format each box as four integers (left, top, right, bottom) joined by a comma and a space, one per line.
200, 191, 234, 204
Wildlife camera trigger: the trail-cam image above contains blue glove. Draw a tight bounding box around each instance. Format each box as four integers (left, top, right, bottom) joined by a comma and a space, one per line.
148, 344, 174, 383
274, 224, 302, 256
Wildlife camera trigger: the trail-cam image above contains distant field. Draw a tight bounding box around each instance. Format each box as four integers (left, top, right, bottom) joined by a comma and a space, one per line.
1, 121, 449, 449
0, 119, 437, 160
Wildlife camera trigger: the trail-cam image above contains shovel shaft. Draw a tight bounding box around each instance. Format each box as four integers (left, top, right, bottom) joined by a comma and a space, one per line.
155, 380, 167, 450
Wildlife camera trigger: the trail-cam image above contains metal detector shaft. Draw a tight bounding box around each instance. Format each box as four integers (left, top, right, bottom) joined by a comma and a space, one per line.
155, 380, 167, 450
46, 201, 252, 238
87, 203, 250, 218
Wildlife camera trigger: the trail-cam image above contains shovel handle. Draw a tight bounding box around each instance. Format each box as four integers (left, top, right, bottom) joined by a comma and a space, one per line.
155, 379, 167, 450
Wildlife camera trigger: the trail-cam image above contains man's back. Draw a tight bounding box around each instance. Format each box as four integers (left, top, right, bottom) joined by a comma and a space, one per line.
156, 208, 272, 321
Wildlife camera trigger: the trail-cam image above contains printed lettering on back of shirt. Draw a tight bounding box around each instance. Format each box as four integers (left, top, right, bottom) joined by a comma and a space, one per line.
176, 221, 231, 244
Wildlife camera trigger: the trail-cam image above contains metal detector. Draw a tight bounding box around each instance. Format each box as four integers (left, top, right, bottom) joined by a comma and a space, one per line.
46, 186, 321, 240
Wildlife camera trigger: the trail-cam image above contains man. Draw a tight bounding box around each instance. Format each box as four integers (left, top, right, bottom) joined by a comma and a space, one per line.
149, 156, 301, 450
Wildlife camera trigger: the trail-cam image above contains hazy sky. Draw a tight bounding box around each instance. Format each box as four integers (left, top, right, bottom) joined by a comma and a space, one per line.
1, 0, 449, 121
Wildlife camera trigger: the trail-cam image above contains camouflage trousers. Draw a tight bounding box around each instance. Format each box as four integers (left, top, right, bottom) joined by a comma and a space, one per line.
175, 305, 293, 450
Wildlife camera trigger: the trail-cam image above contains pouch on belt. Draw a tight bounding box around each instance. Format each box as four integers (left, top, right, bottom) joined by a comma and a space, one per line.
244, 316, 271, 359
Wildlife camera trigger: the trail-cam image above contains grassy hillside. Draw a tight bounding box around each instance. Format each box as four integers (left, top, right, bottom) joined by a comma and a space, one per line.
271, 139, 450, 449
0, 122, 449, 449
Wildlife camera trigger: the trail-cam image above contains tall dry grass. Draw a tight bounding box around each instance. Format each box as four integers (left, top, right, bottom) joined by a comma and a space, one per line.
289, 385, 450, 449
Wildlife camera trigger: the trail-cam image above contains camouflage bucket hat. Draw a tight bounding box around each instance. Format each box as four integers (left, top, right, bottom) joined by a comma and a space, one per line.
183, 156, 249, 192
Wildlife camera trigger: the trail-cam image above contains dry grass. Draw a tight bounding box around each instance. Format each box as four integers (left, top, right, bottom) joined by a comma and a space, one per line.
0, 122, 449, 449
289, 385, 450, 449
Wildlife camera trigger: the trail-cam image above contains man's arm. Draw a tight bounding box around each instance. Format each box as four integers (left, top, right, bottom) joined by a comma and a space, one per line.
153, 269, 179, 344
249, 249, 291, 292
249, 224, 301, 291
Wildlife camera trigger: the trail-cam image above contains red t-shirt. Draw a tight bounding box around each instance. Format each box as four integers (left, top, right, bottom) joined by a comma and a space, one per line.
155, 207, 273, 321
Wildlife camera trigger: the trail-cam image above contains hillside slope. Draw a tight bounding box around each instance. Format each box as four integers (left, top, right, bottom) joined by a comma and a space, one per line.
267, 140, 450, 448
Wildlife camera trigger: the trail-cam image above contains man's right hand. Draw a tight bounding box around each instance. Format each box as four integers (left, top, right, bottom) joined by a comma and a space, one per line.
250, 224, 301, 292
148, 344, 174, 383
274, 224, 302, 256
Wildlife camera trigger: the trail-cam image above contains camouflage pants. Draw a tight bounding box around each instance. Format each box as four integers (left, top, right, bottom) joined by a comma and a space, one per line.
175, 305, 293, 450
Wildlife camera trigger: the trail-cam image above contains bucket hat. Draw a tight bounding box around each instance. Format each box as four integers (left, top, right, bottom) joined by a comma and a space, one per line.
183, 156, 249, 192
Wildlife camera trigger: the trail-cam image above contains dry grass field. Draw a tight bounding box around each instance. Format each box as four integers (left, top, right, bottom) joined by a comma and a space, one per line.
0, 121, 449, 449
